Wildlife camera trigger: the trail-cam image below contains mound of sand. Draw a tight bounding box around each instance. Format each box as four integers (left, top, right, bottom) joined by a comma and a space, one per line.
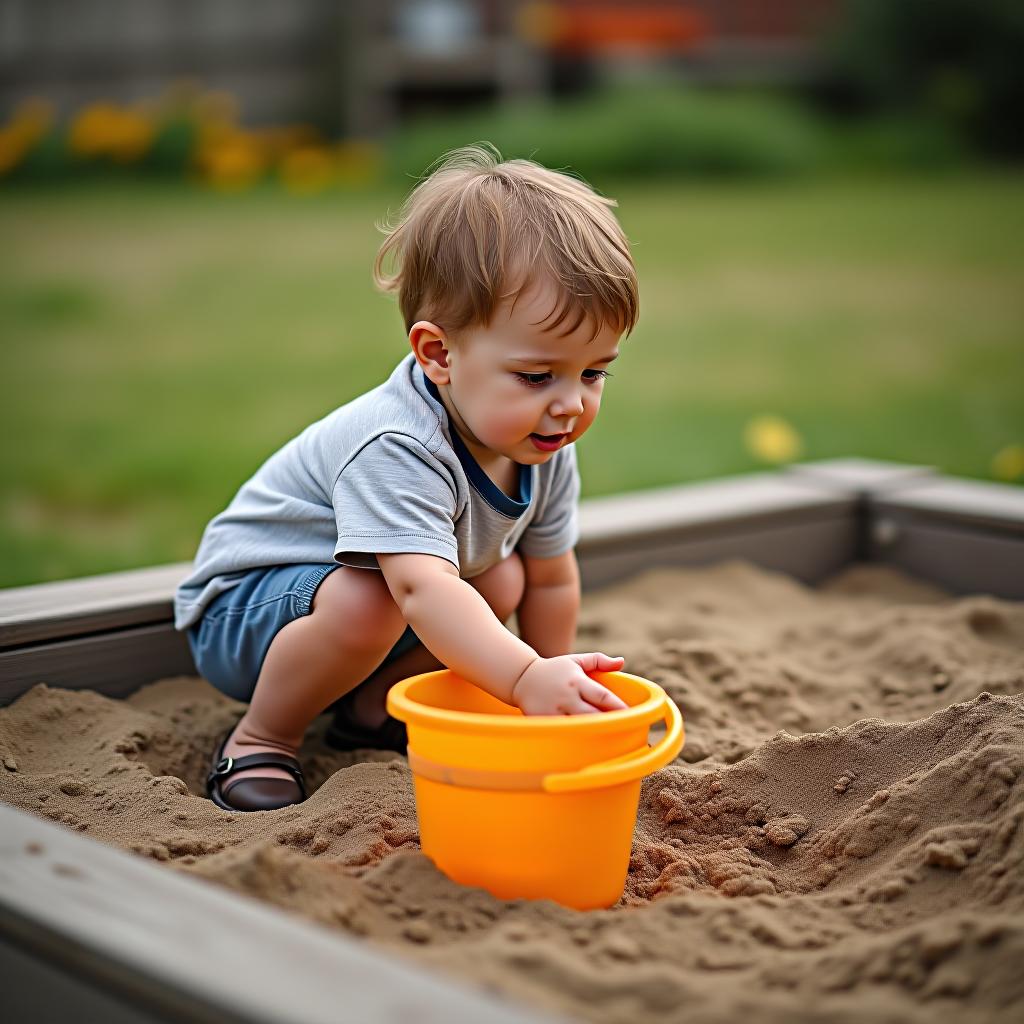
1, 561, 1022, 1023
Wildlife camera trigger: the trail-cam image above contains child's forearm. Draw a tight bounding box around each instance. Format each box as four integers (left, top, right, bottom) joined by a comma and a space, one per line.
401, 574, 538, 704
516, 582, 579, 658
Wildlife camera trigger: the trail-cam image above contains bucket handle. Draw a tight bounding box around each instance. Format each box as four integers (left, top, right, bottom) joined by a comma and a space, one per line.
542, 694, 684, 794
405, 695, 685, 794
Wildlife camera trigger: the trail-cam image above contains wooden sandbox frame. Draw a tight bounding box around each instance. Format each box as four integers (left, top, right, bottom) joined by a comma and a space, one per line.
1, 458, 1022, 1024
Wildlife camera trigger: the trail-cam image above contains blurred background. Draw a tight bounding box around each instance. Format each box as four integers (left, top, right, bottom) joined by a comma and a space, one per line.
1, 0, 1022, 588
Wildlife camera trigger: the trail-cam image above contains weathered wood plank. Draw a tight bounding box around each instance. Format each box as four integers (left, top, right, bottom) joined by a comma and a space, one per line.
0, 623, 196, 705
579, 514, 857, 592
0, 805, 567, 1024
0, 562, 192, 649
874, 476, 1024, 534
1, 934, 168, 1024
785, 457, 935, 495
869, 517, 1024, 598
577, 471, 848, 546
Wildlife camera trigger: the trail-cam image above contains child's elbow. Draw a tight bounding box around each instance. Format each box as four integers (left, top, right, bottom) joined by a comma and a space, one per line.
378, 552, 459, 614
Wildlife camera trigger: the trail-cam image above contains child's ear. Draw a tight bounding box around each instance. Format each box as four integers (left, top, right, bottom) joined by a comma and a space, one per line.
410, 321, 451, 384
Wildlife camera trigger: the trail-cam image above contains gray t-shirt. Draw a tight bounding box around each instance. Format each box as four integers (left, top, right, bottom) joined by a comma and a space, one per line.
173, 352, 580, 631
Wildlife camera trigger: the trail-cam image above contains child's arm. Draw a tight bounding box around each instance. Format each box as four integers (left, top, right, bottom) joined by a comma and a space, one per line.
515, 549, 580, 658
378, 553, 625, 715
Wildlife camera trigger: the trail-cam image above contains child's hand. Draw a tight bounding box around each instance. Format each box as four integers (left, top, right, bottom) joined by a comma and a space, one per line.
511, 653, 628, 716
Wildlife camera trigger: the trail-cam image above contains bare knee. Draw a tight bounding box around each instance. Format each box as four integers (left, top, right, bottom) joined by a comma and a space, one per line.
468, 551, 525, 623
310, 567, 405, 651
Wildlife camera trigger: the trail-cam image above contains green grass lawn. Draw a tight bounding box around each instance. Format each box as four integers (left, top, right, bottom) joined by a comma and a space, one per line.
2, 173, 1023, 588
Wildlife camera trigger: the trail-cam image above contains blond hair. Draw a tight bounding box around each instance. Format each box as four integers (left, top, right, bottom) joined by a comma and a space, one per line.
373, 143, 638, 342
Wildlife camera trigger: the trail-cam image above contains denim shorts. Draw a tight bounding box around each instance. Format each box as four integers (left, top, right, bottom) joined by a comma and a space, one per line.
186, 563, 422, 703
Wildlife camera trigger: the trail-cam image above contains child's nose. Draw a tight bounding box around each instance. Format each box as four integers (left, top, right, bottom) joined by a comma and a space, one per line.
550, 386, 585, 417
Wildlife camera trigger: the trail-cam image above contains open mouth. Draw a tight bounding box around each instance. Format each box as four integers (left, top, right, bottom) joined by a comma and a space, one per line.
529, 432, 569, 451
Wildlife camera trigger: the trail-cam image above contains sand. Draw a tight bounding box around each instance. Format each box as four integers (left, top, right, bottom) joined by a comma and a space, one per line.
1, 560, 1022, 1023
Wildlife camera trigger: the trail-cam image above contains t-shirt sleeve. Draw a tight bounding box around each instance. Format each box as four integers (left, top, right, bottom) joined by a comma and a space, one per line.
332, 432, 460, 571
516, 443, 581, 560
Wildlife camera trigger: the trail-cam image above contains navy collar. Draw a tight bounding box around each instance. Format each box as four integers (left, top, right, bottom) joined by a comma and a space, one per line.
422, 375, 532, 517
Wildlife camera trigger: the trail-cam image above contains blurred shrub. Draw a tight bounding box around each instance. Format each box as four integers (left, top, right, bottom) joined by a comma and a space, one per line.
822, 114, 968, 173
0, 85, 381, 192
141, 114, 198, 175
1, 95, 201, 182
819, 0, 1024, 158
387, 85, 826, 183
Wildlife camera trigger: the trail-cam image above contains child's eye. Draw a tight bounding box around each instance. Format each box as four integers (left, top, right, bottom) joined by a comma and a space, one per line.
514, 372, 551, 387
513, 370, 613, 388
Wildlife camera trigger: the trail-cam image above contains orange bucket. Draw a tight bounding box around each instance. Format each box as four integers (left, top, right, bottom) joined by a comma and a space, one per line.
386, 669, 684, 910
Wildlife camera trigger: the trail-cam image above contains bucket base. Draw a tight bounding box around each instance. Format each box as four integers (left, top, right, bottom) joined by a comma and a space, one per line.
415, 776, 642, 910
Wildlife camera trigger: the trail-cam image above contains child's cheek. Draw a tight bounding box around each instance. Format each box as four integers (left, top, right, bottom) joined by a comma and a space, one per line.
577, 400, 600, 432
492, 408, 535, 442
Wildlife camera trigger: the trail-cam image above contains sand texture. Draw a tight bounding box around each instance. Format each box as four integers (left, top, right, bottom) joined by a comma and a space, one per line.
2, 561, 1023, 1023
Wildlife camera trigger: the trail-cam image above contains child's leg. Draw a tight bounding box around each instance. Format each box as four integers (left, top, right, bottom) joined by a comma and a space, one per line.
222, 565, 408, 786
346, 550, 526, 727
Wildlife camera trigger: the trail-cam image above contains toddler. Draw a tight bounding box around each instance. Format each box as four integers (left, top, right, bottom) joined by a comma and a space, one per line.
174, 143, 639, 812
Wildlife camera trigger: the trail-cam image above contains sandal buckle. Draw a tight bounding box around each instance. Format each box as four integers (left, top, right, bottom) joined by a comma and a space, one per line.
213, 756, 233, 776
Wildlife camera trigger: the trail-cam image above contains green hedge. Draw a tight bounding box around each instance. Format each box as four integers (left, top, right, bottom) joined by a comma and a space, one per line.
386, 85, 827, 184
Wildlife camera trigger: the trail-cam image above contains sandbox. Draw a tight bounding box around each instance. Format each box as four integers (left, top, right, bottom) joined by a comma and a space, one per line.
1, 458, 1022, 1024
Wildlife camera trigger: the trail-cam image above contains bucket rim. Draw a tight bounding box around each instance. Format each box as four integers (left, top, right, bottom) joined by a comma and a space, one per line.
387, 669, 669, 736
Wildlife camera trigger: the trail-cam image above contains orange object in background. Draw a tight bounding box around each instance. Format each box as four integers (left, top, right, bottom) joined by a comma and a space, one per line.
535, 2, 708, 54
387, 669, 684, 910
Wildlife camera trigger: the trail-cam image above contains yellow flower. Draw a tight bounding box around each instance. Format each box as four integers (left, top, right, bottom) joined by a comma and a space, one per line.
109, 107, 156, 162
69, 103, 114, 157
0, 97, 54, 174
193, 91, 242, 160
280, 145, 335, 195
0, 130, 26, 175
69, 102, 155, 161
991, 443, 1024, 482
744, 415, 804, 464
198, 131, 265, 190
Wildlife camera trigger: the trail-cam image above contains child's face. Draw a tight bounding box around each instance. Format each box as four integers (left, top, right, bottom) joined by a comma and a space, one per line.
413, 276, 622, 467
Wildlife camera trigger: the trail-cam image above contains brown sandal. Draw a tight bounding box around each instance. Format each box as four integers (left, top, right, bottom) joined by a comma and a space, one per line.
206, 727, 307, 812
